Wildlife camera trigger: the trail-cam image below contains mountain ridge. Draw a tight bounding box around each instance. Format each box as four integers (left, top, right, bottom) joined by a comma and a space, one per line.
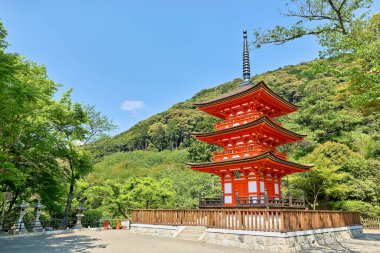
88, 61, 314, 160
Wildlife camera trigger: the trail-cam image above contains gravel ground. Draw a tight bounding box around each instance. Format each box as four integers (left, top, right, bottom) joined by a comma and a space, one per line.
1, 230, 380, 253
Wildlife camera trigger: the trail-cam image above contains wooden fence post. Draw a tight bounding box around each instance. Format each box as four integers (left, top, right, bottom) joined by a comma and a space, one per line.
264, 189, 269, 209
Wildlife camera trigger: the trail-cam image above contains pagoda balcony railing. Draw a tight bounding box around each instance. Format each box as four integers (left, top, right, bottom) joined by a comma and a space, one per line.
236, 195, 305, 208
213, 148, 286, 161
199, 197, 224, 207
198, 192, 224, 207
215, 114, 282, 130
215, 114, 260, 130
198, 192, 305, 209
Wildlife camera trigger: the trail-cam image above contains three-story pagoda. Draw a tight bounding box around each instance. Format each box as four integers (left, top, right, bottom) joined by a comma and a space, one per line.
187, 31, 313, 208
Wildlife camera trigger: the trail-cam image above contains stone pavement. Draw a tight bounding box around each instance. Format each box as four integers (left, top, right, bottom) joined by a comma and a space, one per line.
0, 230, 380, 253
300, 232, 380, 253
0, 230, 251, 253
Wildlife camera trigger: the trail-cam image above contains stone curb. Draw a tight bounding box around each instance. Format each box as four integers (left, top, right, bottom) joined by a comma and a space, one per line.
0, 227, 127, 238
0, 229, 74, 239
131, 224, 179, 230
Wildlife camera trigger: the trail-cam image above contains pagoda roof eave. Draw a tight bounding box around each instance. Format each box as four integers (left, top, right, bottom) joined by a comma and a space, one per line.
193, 81, 300, 109
192, 115, 306, 140
186, 151, 314, 170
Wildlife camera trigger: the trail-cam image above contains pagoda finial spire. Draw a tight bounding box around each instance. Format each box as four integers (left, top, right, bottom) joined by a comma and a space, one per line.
242, 30, 251, 84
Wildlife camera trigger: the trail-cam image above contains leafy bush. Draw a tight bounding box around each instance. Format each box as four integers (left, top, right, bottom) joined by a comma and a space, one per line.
332, 200, 380, 218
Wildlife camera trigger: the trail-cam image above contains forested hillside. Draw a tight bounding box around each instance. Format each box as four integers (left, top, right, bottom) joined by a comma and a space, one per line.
83, 57, 380, 218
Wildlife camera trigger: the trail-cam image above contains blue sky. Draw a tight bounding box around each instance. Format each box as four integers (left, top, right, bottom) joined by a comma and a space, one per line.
1, 1, 378, 135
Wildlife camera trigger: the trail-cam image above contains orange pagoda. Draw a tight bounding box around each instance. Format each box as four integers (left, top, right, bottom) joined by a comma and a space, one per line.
187, 31, 313, 209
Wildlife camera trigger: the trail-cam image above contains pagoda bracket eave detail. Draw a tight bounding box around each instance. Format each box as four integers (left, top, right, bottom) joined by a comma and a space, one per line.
187, 151, 314, 171
192, 115, 306, 146
194, 81, 300, 112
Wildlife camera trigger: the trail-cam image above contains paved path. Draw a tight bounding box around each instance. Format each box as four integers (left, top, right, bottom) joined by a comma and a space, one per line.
1, 230, 380, 253
0, 230, 249, 253
300, 232, 380, 253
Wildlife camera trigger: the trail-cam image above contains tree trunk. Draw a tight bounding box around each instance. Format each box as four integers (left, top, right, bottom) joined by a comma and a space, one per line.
60, 162, 75, 229
64, 178, 75, 213
312, 191, 320, 210
5, 189, 19, 215
117, 203, 129, 219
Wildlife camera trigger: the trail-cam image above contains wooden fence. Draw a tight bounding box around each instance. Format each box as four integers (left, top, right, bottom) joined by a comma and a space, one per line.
361, 217, 380, 230
132, 209, 360, 232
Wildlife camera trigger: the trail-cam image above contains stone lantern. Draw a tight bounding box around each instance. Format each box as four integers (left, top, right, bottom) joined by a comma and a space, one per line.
29, 200, 45, 232
74, 202, 86, 229
13, 200, 29, 234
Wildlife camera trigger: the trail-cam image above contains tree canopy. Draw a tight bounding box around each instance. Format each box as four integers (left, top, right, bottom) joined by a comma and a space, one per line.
254, 0, 380, 111
0, 20, 113, 222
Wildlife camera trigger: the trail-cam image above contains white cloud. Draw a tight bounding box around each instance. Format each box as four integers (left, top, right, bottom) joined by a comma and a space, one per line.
120, 100, 146, 111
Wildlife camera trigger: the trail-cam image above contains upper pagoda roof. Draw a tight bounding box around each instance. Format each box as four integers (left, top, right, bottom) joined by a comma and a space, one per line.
192, 115, 305, 145
194, 80, 299, 110
187, 151, 313, 171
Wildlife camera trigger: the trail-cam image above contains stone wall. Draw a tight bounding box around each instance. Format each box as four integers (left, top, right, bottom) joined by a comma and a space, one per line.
205, 226, 363, 253
131, 223, 362, 252
130, 224, 182, 238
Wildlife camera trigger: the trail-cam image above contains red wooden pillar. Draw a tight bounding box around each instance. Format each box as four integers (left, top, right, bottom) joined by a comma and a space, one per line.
256, 169, 262, 203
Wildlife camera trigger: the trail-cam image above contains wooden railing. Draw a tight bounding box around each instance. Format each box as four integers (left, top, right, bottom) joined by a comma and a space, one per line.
361, 217, 380, 230
215, 114, 261, 130
132, 209, 361, 232
236, 195, 305, 208
198, 192, 305, 209
282, 211, 360, 231
199, 197, 223, 207
213, 148, 286, 161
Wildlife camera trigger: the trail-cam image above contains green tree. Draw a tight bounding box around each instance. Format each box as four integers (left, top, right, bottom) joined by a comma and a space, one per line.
254, 0, 379, 110
290, 157, 349, 210
0, 34, 64, 214
166, 118, 194, 150
188, 140, 221, 163
148, 122, 167, 151
254, 0, 373, 47
80, 177, 176, 217
336, 13, 380, 110
52, 93, 114, 226
122, 177, 176, 212
290, 142, 379, 210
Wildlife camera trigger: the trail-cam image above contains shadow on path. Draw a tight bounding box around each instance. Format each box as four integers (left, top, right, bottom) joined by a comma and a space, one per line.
0, 234, 108, 253
301, 242, 361, 253
354, 232, 380, 241
301, 232, 380, 253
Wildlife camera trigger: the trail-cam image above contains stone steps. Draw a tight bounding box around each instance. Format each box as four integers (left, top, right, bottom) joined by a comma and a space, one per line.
175, 226, 205, 241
